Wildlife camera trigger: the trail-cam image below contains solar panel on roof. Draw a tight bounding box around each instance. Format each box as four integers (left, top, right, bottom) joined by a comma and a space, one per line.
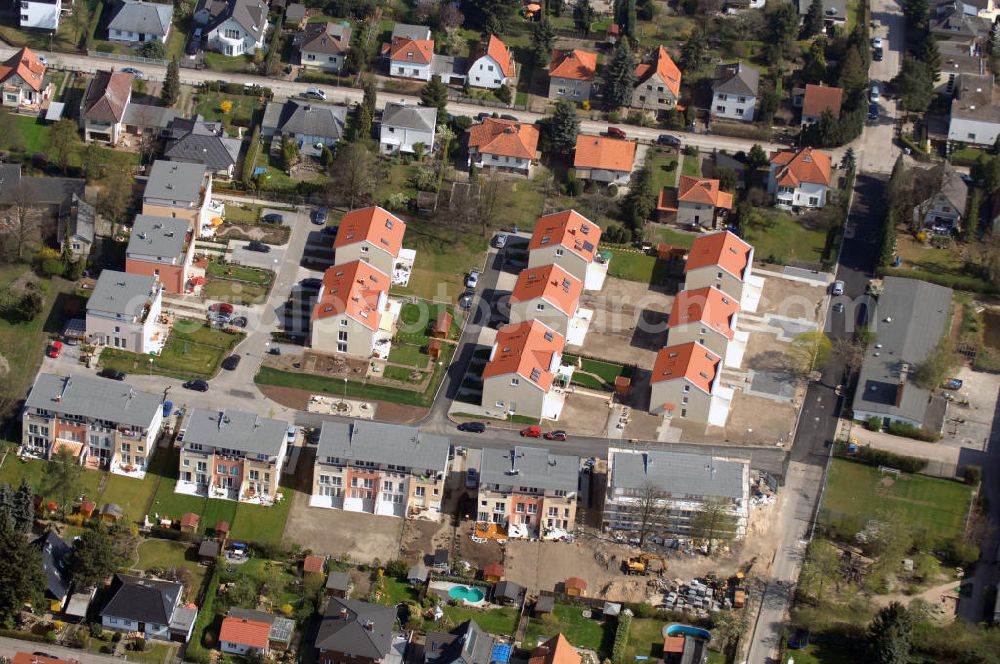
583, 241, 595, 252
491, 644, 512, 663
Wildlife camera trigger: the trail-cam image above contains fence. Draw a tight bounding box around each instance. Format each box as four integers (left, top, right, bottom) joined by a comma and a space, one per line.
86, 49, 169, 69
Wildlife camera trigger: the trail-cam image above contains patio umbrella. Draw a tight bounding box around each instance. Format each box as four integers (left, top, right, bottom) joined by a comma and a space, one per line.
527, 3, 541, 10
211, 217, 224, 225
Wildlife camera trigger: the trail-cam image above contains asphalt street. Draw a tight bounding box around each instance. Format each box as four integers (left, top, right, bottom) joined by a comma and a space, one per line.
744, 173, 885, 663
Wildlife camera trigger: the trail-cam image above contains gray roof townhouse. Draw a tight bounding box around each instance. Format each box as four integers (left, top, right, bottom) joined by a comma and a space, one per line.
164, 115, 242, 178
107, 0, 174, 43
851, 276, 953, 431
262, 99, 348, 156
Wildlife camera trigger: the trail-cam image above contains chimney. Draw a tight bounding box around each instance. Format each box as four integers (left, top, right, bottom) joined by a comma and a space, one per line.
364, 620, 374, 631
895, 363, 909, 408
340, 607, 348, 619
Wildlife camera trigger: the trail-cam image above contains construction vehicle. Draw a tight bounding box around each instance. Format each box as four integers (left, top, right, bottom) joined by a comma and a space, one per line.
623, 553, 666, 576
730, 572, 747, 608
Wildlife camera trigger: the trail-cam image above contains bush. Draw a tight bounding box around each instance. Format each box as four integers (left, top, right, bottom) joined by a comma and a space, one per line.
866, 416, 882, 432
886, 421, 940, 442
95, 43, 115, 53
385, 559, 409, 579
611, 612, 632, 663
943, 535, 979, 567
834, 441, 928, 473
495, 85, 512, 104
962, 465, 982, 485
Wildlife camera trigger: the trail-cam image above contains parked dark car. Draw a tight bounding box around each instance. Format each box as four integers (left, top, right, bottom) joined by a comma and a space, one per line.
656, 134, 681, 147
868, 103, 879, 121
301, 278, 323, 289
500, 114, 518, 121
229, 316, 248, 327
183, 379, 209, 392
246, 240, 271, 253
457, 421, 486, 433
98, 368, 126, 381
322, 225, 338, 236
262, 213, 284, 224
458, 290, 474, 310
606, 126, 627, 139
312, 207, 329, 224
476, 112, 491, 122
873, 46, 883, 61
221, 355, 241, 370
544, 430, 568, 441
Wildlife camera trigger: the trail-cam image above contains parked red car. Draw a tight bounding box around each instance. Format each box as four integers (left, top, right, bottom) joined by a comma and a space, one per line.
520, 426, 542, 438
209, 302, 235, 315
606, 126, 627, 139
544, 430, 568, 441
47, 341, 63, 358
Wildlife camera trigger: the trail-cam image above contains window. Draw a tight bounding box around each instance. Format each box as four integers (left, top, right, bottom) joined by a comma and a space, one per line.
415, 486, 426, 497
808, 197, 819, 206
230, 467, 238, 476
680, 408, 687, 418
516, 503, 525, 513
716, 105, 725, 112
548, 507, 557, 516
536, 303, 544, 311
340, 319, 347, 327
338, 331, 348, 342
249, 470, 259, 481
224, 28, 240, 39
682, 397, 689, 405
738, 96, 746, 103
383, 481, 393, 491
510, 378, 519, 386
183, 458, 190, 467
554, 489, 567, 497
555, 248, 564, 256
736, 108, 744, 116
337, 341, 347, 352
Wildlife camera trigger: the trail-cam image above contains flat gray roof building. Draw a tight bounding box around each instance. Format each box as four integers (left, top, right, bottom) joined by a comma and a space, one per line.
143, 160, 209, 205
316, 421, 449, 472
479, 446, 579, 492
608, 449, 748, 500
852, 276, 953, 429
24, 372, 162, 430
88, 270, 158, 318
181, 408, 289, 457
126, 215, 190, 263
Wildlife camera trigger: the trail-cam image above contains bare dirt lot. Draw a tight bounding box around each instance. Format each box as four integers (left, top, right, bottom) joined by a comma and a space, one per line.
755, 276, 827, 319
283, 491, 404, 563
579, 277, 674, 367
559, 392, 616, 435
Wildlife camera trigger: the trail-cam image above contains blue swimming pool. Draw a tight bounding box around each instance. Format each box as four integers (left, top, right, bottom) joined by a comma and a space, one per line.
663, 624, 711, 640
448, 585, 485, 603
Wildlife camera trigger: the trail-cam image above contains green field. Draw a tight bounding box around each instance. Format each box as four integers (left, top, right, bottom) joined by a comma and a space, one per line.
388, 342, 429, 367
202, 279, 269, 304
523, 603, 614, 652
622, 618, 669, 661
562, 355, 629, 391
440, 605, 518, 636
193, 90, 261, 129
820, 459, 974, 546
99, 324, 244, 380
0, 267, 79, 400
681, 151, 702, 178
100, 471, 159, 524
605, 248, 669, 284
743, 209, 827, 266
647, 148, 680, 193
134, 539, 208, 591
644, 225, 696, 248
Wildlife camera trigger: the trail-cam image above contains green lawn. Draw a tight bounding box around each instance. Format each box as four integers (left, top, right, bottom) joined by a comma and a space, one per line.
202, 279, 268, 305
257, 342, 454, 408
206, 261, 273, 285
100, 471, 159, 524
193, 90, 261, 130
819, 458, 974, 546
743, 209, 827, 266
0, 267, 79, 400
99, 324, 244, 380
201, 52, 257, 74
562, 355, 629, 391
134, 539, 208, 592
388, 342, 429, 367
0, 455, 104, 512
11, 115, 52, 153
784, 642, 857, 664
224, 202, 263, 225
647, 148, 679, 193
523, 603, 614, 652
439, 605, 518, 636
644, 225, 696, 248
0, 1, 88, 51
229, 481, 296, 546
605, 248, 669, 284
681, 151, 702, 178
622, 618, 668, 661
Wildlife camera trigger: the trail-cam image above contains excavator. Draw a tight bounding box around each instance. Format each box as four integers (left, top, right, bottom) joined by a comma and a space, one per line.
623, 553, 666, 576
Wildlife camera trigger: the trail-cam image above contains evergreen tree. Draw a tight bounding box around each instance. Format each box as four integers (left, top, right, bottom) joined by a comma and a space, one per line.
620, 165, 654, 231
990, 21, 1000, 55
461, 0, 512, 34
344, 32, 369, 75
160, 58, 180, 106
0, 512, 45, 625
803, 0, 825, 38
0, 485, 12, 522
549, 100, 580, 154
572, 0, 595, 35
530, 18, 556, 66
353, 101, 373, 142
12, 479, 33, 533
891, 59, 934, 112
680, 26, 708, 71
419, 75, 449, 116
919, 36, 941, 73
67, 526, 121, 589
868, 602, 915, 664
837, 48, 868, 98
746, 144, 769, 170
903, 0, 929, 31
802, 39, 827, 83
605, 41, 637, 110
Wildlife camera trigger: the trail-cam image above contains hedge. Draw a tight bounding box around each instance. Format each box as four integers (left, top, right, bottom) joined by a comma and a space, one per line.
611, 612, 632, 664
834, 440, 928, 473
84, 1, 104, 50
876, 267, 998, 294
887, 420, 941, 442
241, 125, 262, 186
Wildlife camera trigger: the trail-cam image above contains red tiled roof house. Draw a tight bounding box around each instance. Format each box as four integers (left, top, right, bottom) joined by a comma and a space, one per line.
667, 287, 743, 366
386, 24, 434, 81
574, 135, 637, 186
333, 206, 406, 277
468, 118, 540, 175
632, 46, 682, 113
80, 69, 133, 145
526, 210, 603, 288
801, 84, 844, 126
508, 263, 583, 337
220, 616, 271, 656
683, 230, 755, 305
548, 49, 596, 102
649, 341, 732, 427
767, 147, 832, 210
468, 35, 515, 90
481, 320, 567, 421
658, 175, 734, 228
0, 47, 52, 109
310, 260, 394, 358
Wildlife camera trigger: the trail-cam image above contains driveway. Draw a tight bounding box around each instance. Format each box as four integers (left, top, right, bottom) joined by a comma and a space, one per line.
856, 0, 905, 175
228, 240, 287, 270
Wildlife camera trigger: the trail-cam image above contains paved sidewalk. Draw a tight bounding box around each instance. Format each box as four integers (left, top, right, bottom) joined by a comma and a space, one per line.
846, 424, 961, 467
0, 636, 120, 664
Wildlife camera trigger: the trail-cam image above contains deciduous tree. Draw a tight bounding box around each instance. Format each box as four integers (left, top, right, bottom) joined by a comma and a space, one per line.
891, 59, 934, 113
43, 447, 82, 517
789, 330, 833, 376
689, 499, 739, 553
625, 483, 668, 547
328, 143, 375, 209
49, 118, 80, 174
913, 340, 960, 389
620, 165, 654, 231
67, 526, 121, 588
803, 0, 825, 38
